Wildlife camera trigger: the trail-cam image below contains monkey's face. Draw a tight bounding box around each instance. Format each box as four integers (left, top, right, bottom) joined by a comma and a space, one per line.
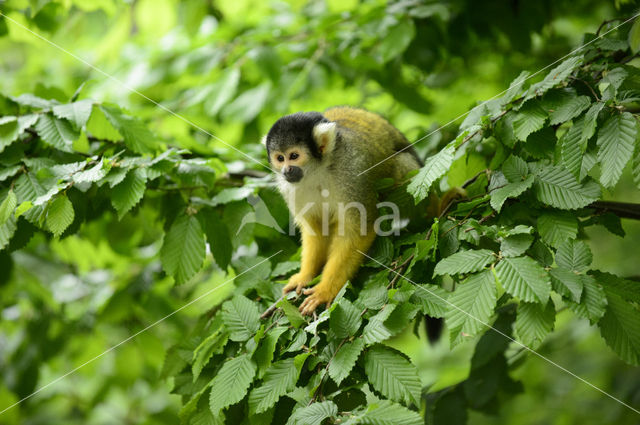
265, 111, 331, 184
268, 146, 312, 183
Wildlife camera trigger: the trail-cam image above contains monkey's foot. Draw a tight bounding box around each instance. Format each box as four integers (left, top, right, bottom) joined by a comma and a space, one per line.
283, 273, 312, 295
299, 286, 333, 315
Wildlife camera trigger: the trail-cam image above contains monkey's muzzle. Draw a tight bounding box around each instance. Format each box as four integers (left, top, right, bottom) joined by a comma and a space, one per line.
283, 166, 303, 183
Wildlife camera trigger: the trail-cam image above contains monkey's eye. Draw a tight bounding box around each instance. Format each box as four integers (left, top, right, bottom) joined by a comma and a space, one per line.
277, 155, 285, 162
289, 152, 299, 160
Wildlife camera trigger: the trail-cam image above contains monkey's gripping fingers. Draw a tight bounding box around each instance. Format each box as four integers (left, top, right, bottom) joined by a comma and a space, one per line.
299, 286, 333, 315
283, 273, 312, 295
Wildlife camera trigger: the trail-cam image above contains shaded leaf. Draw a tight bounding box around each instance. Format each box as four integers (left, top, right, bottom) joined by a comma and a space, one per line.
209, 354, 256, 414
161, 214, 206, 285
445, 270, 497, 344
364, 345, 422, 405
434, 249, 495, 276
597, 112, 636, 188
46, 195, 74, 237
111, 168, 147, 219
221, 295, 260, 342
328, 338, 365, 386
515, 301, 555, 348
407, 144, 454, 203
533, 166, 600, 209
495, 256, 551, 303
35, 113, 78, 152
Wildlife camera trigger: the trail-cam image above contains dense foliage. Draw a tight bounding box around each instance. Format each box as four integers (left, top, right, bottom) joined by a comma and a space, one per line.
1, 1, 640, 424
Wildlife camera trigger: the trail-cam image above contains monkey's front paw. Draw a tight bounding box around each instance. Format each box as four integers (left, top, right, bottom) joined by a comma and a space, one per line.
283, 273, 312, 295
299, 286, 333, 315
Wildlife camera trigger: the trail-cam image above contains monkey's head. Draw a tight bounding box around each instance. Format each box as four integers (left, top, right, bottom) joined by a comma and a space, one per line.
264, 112, 337, 183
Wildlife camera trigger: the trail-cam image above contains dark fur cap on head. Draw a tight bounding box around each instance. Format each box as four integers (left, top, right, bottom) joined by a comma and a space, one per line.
265, 112, 328, 159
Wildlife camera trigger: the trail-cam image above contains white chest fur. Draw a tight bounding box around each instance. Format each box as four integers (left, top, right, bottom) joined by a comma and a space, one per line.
277, 173, 339, 223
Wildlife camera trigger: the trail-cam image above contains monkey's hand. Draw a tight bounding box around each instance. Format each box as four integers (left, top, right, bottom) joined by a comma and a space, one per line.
299, 284, 334, 315
283, 272, 313, 295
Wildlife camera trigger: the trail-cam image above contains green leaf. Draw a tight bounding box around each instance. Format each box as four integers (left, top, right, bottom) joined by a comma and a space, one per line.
412, 284, 450, 318
362, 305, 396, 345
100, 105, 154, 153
271, 261, 299, 277
209, 187, 254, 206
445, 270, 497, 344
253, 326, 287, 380
433, 249, 495, 276
0, 190, 17, 225
378, 19, 415, 63
330, 298, 362, 338
537, 211, 578, 248
278, 297, 306, 328
52, 99, 93, 127
209, 354, 256, 414
111, 168, 147, 219
407, 144, 454, 203
489, 175, 534, 212
495, 256, 551, 303
523, 126, 556, 159
633, 143, 640, 190
192, 331, 227, 382
513, 101, 547, 141
0, 165, 22, 183
500, 234, 533, 257
533, 166, 600, 210
500, 71, 530, 106
221, 295, 260, 342
596, 112, 636, 188
598, 293, 640, 366
35, 113, 79, 152
222, 82, 271, 123
502, 155, 528, 183
569, 275, 607, 324
46, 195, 74, 237
525, 56, 582, 100
515, 301, 555, 348
0, 216, 17, 250
581, 102, 604, 145
358, 401, 422, 425
86, 105, 122, 141
363, 345, 422, 405
550, 267, 584, 303
286, 401, 338, 425
161, 214, 206, 285
560, 116, 586, 178
73, 159, 109, 184
0, 117, 19, 153
556, 240, 592, 272
14, 173, 47, 224
594, 271, 640, 304
204, 212, 232, 270
204, 68, 241, 116
548, 95, 591, 126
248, 358, 298, 414
328, 338, 365, 385
629, 17, 640, 53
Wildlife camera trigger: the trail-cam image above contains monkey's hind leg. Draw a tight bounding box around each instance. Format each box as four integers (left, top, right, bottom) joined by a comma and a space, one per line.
300, 230, 376, 315
283, 221, 329, 295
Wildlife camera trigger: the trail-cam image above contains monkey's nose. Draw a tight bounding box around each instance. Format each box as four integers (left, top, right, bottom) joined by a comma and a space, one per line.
283, 166, 303, 183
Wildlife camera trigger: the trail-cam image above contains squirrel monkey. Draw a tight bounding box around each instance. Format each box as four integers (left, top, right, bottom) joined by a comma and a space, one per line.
264, 107, 421, 315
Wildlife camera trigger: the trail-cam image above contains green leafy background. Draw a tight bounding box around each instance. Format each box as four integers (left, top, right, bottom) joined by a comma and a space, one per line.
1, 0, 640, 424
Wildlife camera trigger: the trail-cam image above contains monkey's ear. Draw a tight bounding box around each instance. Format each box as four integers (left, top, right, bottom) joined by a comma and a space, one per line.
313, 122, 337, 155
261, 135, 268, 146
